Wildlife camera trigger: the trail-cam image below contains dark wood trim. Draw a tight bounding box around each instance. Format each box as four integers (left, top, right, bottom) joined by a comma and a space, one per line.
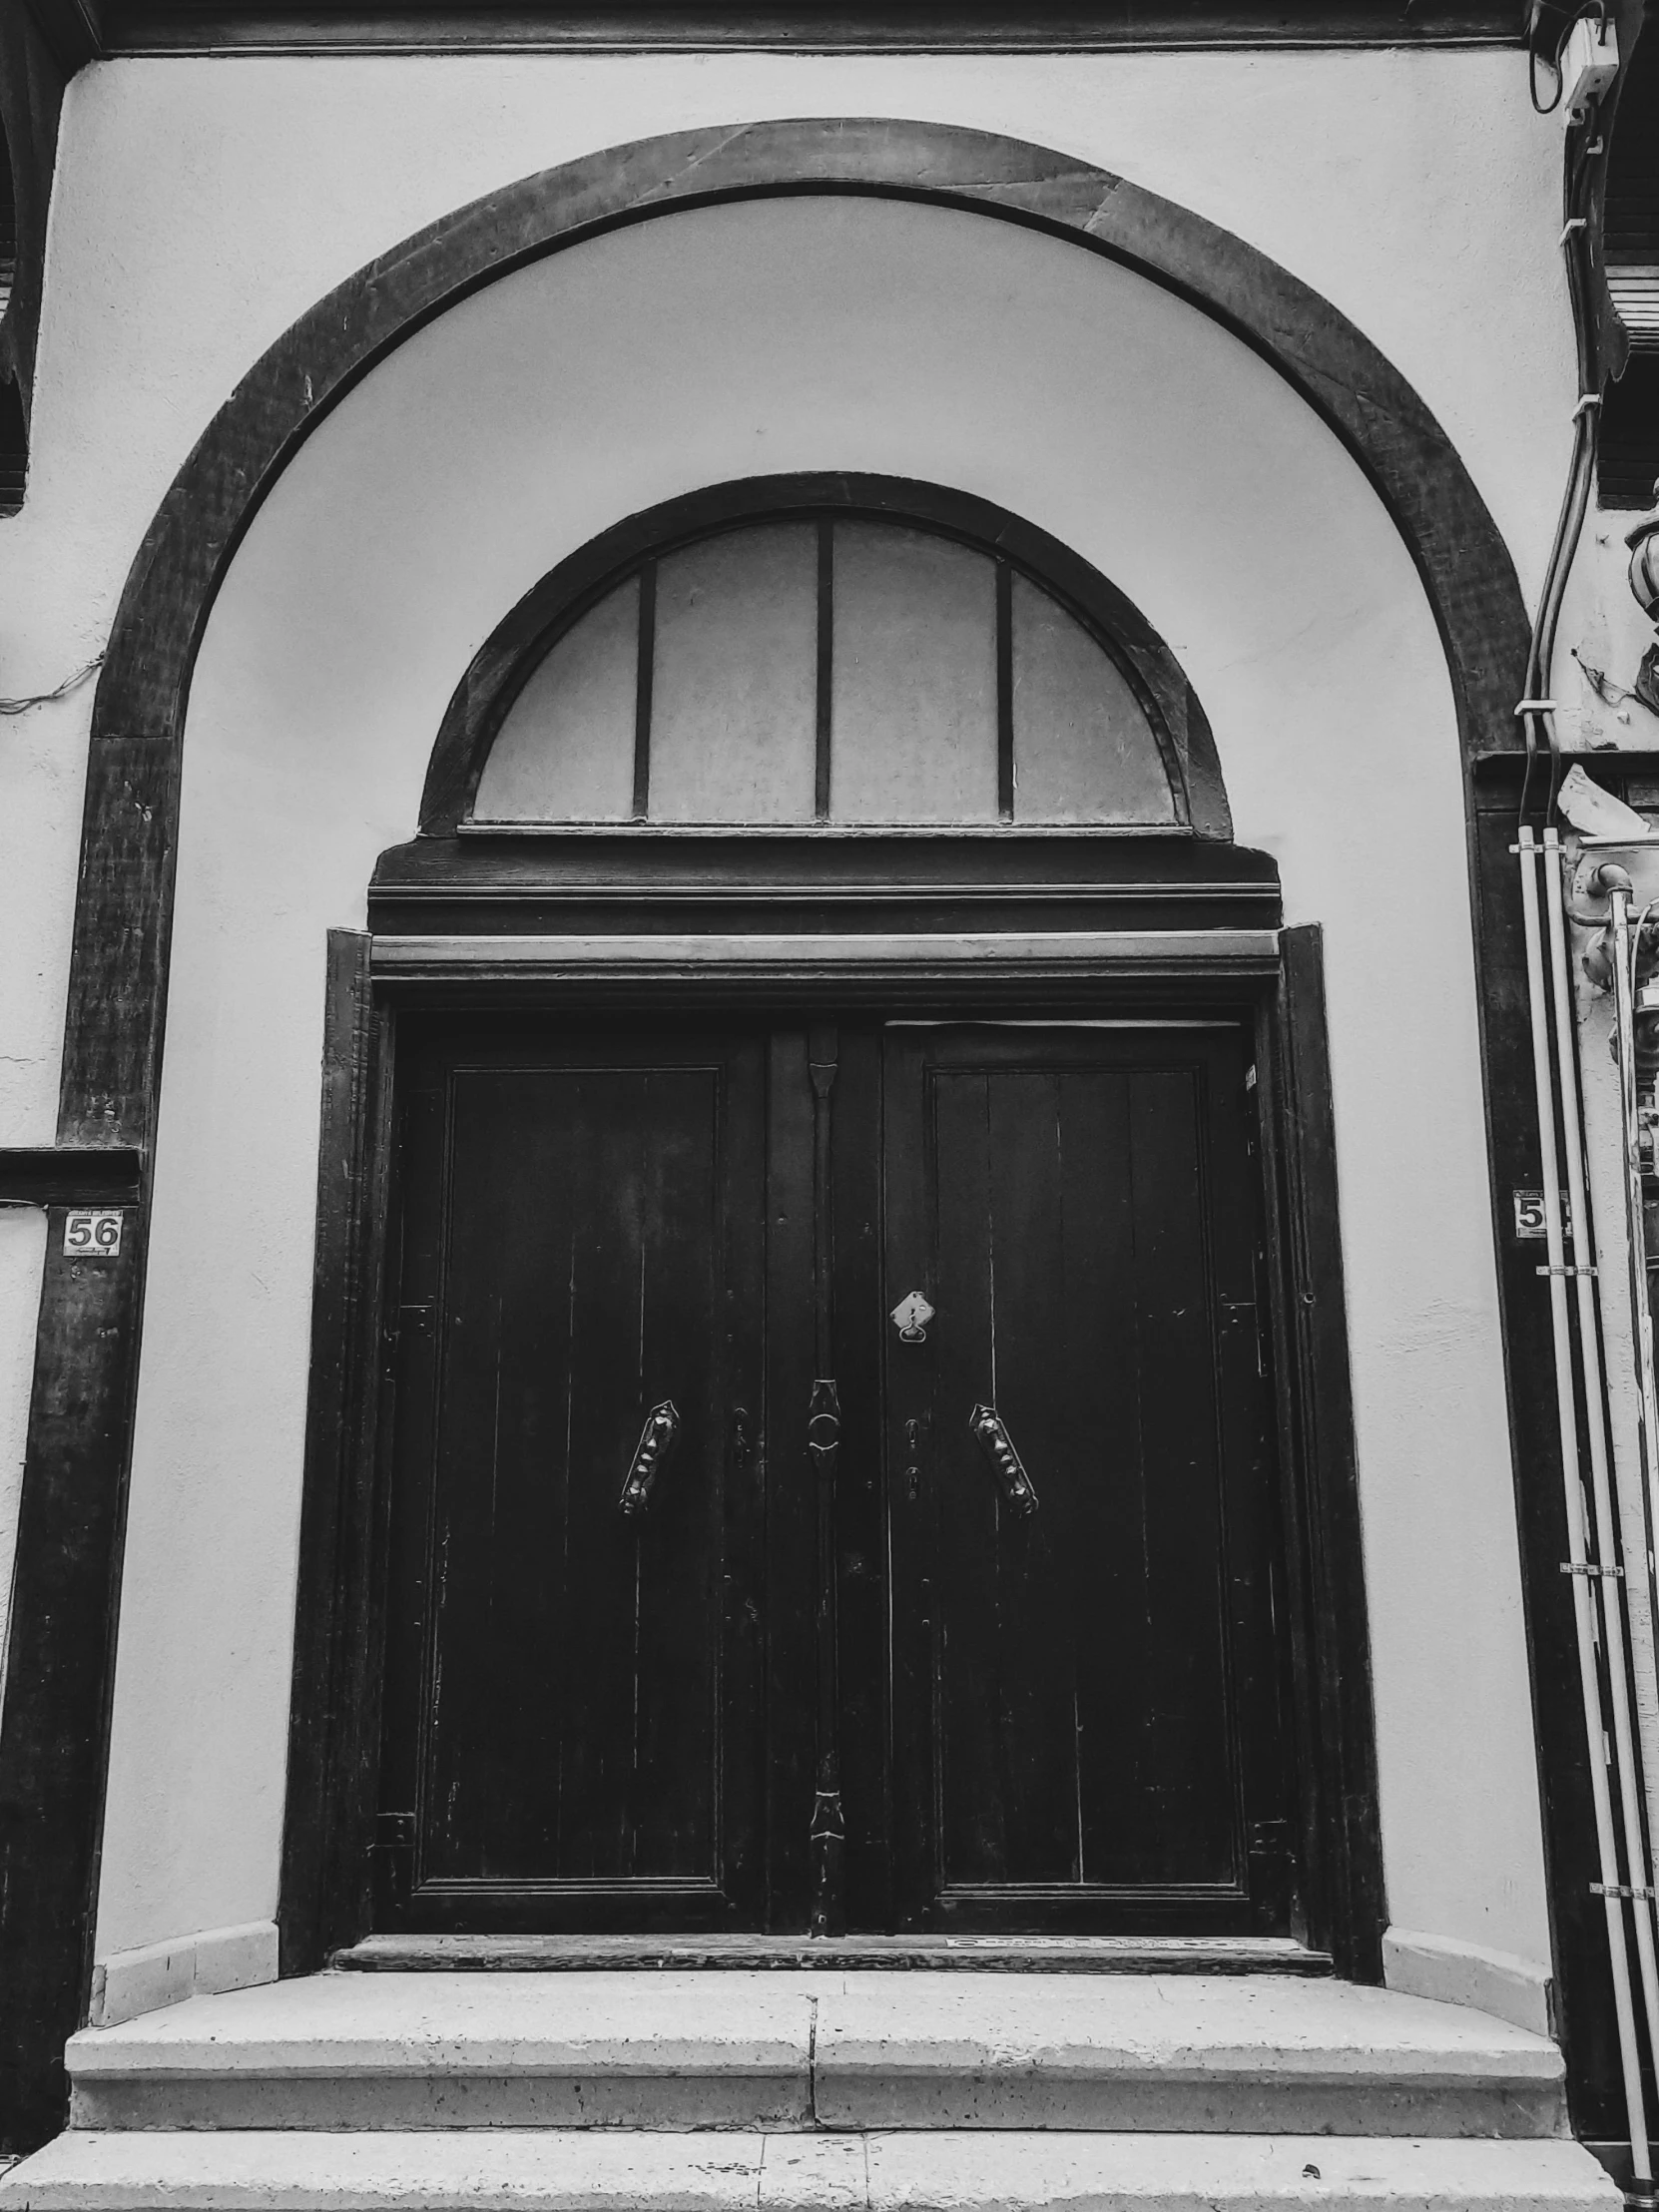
0, 1213, 150, 2151
0, 730, 177, 2153
994, 559, 1015, 824
5, 117, 1531, 2146
0, 1150, 143, 1209
277, 932, 398, 1975
418, 475, 1222, 841
368, 830, 1285, 938
1257, 923, 1385, 1984
88, 0, 1526, 57
815, 519, 833, 824
17, 0, 100, 71
0, 0, 74, 506
631, 560, 656, 823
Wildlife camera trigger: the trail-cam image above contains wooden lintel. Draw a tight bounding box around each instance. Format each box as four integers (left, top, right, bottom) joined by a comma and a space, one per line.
93, 0, 1524, 55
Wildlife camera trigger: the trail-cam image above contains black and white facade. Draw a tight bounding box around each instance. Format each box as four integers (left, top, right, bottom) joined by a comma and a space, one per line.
0, 6, 1656, 2200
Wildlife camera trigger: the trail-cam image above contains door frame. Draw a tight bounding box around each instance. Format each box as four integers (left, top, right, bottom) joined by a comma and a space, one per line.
276, 902, 1382, 1980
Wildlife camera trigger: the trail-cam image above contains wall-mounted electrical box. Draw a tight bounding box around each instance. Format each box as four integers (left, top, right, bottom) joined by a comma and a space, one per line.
1562, 15, 1619, 124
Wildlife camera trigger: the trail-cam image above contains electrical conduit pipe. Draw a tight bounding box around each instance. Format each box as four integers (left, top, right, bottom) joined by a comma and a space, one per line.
1520, 826, 1652, 2179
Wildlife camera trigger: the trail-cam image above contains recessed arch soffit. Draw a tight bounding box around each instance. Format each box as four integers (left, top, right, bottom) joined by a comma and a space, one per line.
72, 116, 1530, 1145
93, 119, 1526, 765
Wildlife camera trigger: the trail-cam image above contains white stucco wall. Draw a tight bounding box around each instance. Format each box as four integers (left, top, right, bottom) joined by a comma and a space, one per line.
0, 43, 1580, 1981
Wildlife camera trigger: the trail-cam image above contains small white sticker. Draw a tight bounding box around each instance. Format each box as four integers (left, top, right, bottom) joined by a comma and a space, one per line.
64, 1209, 123, 1258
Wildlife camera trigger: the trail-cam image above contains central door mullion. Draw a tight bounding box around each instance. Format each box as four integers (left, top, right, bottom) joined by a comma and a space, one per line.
763, 1028, 819, 1930
807, 1023, 845, 1936
763, 1020, 886, 1936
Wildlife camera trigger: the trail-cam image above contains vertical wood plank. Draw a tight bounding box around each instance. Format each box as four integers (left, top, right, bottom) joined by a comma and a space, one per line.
278, 931, 395, 1968
816, 520, 834, 823
633, 1070, 723, 1879
996, 560, 1015, 822
766, 1027, 818, 1931
1123, 1065, 1235, 1884
829, 1027, 890, 1930
1063, 1067, 1146, 1885
1267, 927, 1384, 1977
0, 1209, 147, 2141
880, 1024, 940, 1931
632, 560, 657, 821
981, 1067, 1075, 1882
931, 1066, 1006, 1885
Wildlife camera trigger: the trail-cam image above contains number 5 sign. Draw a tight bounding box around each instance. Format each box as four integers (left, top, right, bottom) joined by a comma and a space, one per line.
64, 1210, 124, 1258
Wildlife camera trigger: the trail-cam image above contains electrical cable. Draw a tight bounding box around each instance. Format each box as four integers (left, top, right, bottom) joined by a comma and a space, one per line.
0, 655, 103, 717
1519, 86, 1605, 831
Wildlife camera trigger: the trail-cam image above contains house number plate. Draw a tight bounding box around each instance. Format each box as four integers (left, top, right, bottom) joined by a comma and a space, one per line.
1512, 1190, 1563, 1241
64, 1209, 124, 1258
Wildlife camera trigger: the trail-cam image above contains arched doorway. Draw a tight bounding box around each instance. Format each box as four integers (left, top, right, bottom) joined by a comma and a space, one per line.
361, 479, 1301, 1943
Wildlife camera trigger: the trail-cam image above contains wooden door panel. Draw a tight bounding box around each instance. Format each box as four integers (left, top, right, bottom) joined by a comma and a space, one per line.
885, 1025, 1292, 1935
379, 1014, 1292, 1940
379, 1026, 766, 1931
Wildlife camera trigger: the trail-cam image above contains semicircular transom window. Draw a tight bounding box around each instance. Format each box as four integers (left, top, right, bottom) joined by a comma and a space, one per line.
472, 515, 1187, 829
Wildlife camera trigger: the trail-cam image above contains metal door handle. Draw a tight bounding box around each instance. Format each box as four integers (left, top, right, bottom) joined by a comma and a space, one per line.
968, 1403, 1039, 1517
619, 1400, 681, 1517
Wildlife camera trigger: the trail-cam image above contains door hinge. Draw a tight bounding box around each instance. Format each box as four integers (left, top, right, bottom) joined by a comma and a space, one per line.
372, 1811, 416, 1921
1247, 1817, 1300, 1931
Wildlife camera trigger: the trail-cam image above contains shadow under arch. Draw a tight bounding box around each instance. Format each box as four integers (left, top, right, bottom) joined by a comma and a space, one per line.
1, 115, 1535, 2153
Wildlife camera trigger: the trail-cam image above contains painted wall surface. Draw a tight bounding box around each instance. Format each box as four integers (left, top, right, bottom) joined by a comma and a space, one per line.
0, 43, 1572, 1153
87, 189, 1551, 1968
0, 45, 1576, 1975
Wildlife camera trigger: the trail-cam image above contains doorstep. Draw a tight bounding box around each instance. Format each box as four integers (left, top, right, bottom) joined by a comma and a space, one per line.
58, 1970, 1568, 2137
0, 2129, 1622, 2212
334, 1935, 1334, 1975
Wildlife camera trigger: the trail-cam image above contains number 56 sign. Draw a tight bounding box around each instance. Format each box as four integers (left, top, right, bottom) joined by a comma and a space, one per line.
64, 1210, 124, 1258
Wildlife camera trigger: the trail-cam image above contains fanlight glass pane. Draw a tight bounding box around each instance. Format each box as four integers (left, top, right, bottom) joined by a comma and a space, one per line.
1010, 575, 1177, 826
475, 574, 639, 822
650, 524, 819, 824
830, 524, 999, 824
468, 515, 1183, 828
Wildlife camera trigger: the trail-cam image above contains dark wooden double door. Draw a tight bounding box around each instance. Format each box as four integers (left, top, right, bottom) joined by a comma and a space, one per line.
377, 1015, 1299, 1936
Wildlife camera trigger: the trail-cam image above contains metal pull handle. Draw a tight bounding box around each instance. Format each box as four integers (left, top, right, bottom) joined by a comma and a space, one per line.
968, 1403, 1039, 1518
808, 1378, 841, 1472
619, 1400, 681, 1517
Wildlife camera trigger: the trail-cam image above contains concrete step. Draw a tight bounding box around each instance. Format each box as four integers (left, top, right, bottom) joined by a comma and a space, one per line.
0, 2129, 1618, 2212
62, 1972, 1568, 2137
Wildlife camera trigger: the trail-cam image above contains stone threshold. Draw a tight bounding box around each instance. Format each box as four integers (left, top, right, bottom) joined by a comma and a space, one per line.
333, 1934, 1334, 1975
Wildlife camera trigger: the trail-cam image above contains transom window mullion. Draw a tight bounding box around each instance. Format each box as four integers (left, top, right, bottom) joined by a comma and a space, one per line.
632, 556, 658, 821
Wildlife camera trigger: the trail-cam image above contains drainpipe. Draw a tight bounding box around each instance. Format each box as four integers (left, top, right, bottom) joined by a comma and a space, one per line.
1520, 830, 1653, 2184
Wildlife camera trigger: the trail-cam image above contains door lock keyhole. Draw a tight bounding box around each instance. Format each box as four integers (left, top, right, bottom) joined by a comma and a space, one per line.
903, 1417, 924, 1501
